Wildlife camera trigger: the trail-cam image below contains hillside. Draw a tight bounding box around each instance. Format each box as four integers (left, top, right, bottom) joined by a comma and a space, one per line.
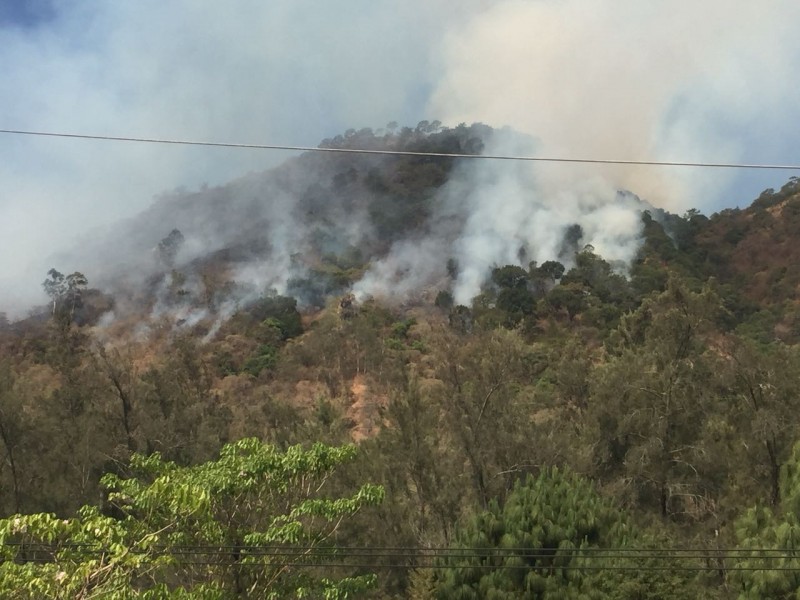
53, 122, 492, 321
3, 124, 800, 598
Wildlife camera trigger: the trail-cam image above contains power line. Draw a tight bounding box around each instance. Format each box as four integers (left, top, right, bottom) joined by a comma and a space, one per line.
5, 558, 798, 572
5, 542, 798, 555
7, 542, 800, 573
5, 543, 800, 563
1, 128, 800, 171
8, 556, 799, 572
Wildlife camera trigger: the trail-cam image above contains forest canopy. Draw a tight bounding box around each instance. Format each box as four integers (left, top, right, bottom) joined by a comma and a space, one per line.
3, 125, 800, 598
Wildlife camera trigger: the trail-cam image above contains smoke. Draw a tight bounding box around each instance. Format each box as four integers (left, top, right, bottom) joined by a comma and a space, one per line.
429, 0, 800, 209
354, 130, 646, 305
355, 0, 800, 304
352, 237, 450, 302
4, 0, 800, 319
359, 0, 800, 304
0, 0, 477, 316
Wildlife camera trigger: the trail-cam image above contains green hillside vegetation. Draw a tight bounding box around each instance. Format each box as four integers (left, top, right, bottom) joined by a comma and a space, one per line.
3, 124, 800, 597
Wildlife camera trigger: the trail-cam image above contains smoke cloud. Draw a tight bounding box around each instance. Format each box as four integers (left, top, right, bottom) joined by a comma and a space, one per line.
429, 0, 800, 210
3, 0, 800, 318
0, 0, 474, 316
353, 131, 646, 306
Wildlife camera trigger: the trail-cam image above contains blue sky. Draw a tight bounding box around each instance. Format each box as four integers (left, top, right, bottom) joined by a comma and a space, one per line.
1, 0, 799, 313
0, 0, 54, 29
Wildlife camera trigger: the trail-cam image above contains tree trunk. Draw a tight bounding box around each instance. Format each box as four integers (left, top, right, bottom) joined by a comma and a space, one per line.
766, 438, 780, 506
0, 414, 20, 513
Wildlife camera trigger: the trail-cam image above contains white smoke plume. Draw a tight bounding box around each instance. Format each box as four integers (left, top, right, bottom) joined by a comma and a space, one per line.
354, 0, 800, 304
429, 0, 800, 210
355, 0, 800, 304
4, 0, 800, 319
354, 131, 646, 305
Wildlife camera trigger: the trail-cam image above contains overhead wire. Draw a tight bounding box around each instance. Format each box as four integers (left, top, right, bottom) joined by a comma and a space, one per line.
4, 542, 798, 554
1, 128, 800, 171
4, 543, 800, 572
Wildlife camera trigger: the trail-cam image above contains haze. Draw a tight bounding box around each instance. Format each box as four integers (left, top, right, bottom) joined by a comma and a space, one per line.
2, 0, 800, 316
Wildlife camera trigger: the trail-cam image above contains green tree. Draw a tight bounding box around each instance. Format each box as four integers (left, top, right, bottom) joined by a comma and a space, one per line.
590, 278, 723, 519
434, 468, 691, 599
0, 439, 384, 599
559, 249, 633, 329
721, 337, 800, 507
530, 260, 565, 296
491, 265, 529, 290
487, 265, 536, 326
42, 269, 88, 326
734, 438, 800, 598
546, 283, 586, 321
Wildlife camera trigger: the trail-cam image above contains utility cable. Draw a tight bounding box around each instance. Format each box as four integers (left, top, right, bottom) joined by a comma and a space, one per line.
4, 542, 798, 555
5, 544, 800, 561
1, 128, 799, 171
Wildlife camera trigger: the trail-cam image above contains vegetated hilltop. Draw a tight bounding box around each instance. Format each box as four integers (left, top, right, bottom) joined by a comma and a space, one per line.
58, 121, 492, 323
3, 124, 800, 598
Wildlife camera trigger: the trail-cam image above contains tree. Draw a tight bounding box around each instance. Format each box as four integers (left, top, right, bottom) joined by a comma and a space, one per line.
546, 283, 586, 321
734, 438, 800, 598
42, 268, 88, 324
489, 265, 535, 327
720, 337, 800, 507
590, 278, 723, 519
0, 361, 22, 514
434, 468, 692, 599
430, 328, 545, 508
42, 268, 65, 315
375, 369, 461, 542
491, 265, 529, 290
0, 438, 384, 599
532, 261, 566, 295
94, 345, 140, 453
157, 229, 185, 269
561, 249, 632, 310
137, 336, 229, 463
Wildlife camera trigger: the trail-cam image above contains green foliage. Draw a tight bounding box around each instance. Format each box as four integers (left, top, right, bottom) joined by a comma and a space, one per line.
546, 283, 585, 321
243, 344, 279, 377
720, 337, 800, 507
42, 268, 89, 327
0, 439, 383, 599
491, 265, 529, 290
562, 250, 632, 307
476, 265, 537, 328
538, 248, 636, 332
733, 438, 800, 598
537, 260, 566, 283
245, 295, 303, 340
434, 468, 689, 599
391, 318, 416, 339
435, 290, 454, 310
735, 307, 779, 343
592, 277, 723, 519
